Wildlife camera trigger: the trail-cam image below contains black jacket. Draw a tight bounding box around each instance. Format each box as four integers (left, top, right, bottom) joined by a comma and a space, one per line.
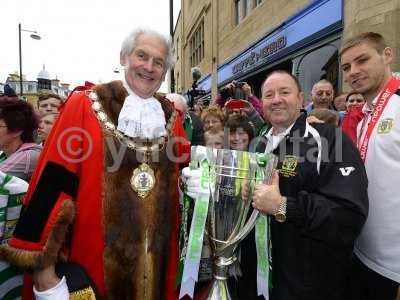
237, 114, 368, 300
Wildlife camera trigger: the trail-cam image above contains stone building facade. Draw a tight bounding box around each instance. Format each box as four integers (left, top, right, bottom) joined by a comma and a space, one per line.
173, 0, 400, 103
5, 66, 70, 107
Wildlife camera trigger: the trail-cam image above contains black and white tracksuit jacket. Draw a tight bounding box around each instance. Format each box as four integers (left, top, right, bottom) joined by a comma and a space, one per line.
237, 113, 369, 300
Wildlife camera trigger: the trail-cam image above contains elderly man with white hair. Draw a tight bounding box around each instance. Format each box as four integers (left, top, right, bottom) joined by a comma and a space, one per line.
0, 28, 190, 300
167, 93, 204, 146
305, 79, 345, 123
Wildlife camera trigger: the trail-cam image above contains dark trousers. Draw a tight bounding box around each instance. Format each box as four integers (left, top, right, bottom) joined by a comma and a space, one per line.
347, 255, 399, 300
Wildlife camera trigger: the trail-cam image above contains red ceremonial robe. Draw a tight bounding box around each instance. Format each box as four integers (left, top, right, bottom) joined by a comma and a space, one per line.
0, 81, 190, 299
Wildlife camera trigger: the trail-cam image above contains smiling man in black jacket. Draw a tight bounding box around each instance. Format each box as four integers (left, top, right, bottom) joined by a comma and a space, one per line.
240, 70, 369, 300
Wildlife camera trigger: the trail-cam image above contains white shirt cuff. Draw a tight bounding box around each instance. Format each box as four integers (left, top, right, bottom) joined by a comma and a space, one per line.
33, 276, 69, 300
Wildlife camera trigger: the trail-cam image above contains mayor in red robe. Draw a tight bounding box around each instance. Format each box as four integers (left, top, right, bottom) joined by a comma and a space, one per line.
0, 29, 190, 300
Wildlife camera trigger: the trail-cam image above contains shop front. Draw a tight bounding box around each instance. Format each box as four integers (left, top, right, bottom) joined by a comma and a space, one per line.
198, 0, 343, 104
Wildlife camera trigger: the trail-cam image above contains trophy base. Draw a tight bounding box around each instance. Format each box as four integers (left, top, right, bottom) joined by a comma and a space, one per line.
202, 256, 237, 300
205, 278, 232, 300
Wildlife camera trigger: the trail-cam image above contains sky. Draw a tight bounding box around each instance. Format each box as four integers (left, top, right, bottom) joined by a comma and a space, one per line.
1, 0, 181, 92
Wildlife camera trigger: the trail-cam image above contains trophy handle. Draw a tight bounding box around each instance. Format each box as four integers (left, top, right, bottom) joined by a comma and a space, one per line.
221, 152, 276, 249
223, 209, 259, 248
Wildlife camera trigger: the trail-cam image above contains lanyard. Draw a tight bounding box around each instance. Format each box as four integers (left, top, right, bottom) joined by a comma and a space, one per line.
358, 78, 400, 162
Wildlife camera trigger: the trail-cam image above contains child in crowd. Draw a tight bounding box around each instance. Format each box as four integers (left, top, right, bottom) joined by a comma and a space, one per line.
309, 108, 339, 126
204, 127, 224, 149
37, 91, 63, 116
38, 112, 59, 144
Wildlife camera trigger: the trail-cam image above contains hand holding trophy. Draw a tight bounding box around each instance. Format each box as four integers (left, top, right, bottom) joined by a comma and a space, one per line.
180, 146, 277, 300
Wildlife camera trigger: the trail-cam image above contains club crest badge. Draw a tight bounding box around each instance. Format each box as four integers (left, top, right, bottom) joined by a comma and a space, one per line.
280, 155, 298, 177
377, 118, 394, 134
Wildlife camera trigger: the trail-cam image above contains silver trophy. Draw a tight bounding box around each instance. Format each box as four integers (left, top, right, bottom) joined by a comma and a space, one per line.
203, 148, 276, 300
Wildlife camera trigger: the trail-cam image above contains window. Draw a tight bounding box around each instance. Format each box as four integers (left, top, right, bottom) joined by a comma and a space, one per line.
243, 0, 249, 18
235, 0, 259, 24
176, 72, 180, 92
235, 1, 240, 24
246, 0, 253, 14
294, 40, 341, 103
176, 37, 180, 60
235, 0, 246, 24
190, 20, 204, 67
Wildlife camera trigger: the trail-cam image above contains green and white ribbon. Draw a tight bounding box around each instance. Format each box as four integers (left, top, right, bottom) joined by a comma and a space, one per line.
179, 158, 211, 299
255, 153, 275, 299
176, 184, 191, 287
256, 215, 270, 299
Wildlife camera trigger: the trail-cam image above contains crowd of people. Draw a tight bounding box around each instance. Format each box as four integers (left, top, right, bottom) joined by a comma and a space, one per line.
0, 28, 398, 300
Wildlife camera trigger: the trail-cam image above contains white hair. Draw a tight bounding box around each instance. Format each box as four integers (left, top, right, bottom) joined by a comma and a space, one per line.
311, 79, 334, 94
120, 28, 175, 70
166, 93, 189, 114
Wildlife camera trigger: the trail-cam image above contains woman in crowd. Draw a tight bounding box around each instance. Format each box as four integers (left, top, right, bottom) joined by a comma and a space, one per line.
201, 106, 225, 132
345, 91, 365, 112
341, 92, 366, 144
0, 99, 41, 181
225, 114, 255, 151
213, 81, 264, 117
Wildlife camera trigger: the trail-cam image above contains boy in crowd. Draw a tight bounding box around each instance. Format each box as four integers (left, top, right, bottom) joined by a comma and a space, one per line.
37, 91, 63, 116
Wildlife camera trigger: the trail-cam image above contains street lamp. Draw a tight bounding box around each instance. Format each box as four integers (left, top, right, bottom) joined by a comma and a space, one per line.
19, 23, 41, 97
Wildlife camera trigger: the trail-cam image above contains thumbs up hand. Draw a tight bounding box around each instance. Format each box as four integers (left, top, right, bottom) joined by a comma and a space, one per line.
252, 170, 284, 215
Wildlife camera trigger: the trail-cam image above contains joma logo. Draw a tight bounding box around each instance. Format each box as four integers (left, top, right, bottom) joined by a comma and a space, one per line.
339, 167, 355, 176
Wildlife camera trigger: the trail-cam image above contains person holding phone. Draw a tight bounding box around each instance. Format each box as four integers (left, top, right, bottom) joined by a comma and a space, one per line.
213, 81, 264, 117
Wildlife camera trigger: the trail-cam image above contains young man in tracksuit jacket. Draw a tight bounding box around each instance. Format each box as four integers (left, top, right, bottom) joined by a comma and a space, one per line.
241, 70, 369, 300
340, 32, 400, 300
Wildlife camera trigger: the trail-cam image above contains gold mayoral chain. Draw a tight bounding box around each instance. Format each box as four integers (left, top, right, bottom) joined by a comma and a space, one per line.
88, 91, 176, 198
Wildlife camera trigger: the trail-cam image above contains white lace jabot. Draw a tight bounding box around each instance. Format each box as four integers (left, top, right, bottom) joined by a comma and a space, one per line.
117, 80, 167, 139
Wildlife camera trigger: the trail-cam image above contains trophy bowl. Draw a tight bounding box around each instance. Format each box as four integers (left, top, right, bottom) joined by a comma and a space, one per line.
204, 148, 276, 300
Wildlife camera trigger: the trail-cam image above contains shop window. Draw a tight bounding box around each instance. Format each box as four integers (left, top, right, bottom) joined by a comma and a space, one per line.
294, 39, 341, 104
190, 20, 204, 67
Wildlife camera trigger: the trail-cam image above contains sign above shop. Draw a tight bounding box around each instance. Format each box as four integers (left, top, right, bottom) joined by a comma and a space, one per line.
233, 36, 287, 75
211, 0, 343, 86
